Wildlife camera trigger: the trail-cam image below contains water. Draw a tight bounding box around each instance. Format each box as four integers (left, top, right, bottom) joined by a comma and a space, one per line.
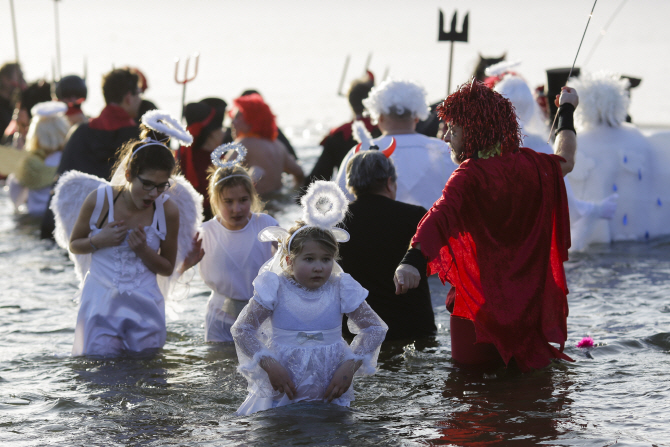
1, 143, 669, 446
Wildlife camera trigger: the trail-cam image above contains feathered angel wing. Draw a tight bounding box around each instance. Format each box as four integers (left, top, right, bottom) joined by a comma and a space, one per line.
157, 174, 204, 300
51, 170, 108, 284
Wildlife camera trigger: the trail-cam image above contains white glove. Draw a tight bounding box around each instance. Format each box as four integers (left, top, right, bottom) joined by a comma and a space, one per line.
594, 193, 618, 219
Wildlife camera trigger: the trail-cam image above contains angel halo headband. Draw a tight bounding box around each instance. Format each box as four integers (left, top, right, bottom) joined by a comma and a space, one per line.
131, 110, 193, 159
31, 101, 68, 117
256, 181, 350, 257
211, 143, 248, 185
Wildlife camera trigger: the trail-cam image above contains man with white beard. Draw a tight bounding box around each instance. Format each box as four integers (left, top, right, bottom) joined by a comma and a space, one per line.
335, 79, 456, 211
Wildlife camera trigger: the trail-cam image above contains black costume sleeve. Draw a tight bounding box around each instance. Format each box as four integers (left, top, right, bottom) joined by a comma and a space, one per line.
399, 247, 427, 275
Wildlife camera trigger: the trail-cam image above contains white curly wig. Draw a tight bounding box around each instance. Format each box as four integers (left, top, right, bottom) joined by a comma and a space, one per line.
363, 79, 430, 122
567, 71, 630, 131
494, 74, 535, 128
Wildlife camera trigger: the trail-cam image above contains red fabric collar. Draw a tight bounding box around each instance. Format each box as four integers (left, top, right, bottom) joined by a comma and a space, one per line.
88, 104, 136, 131
412, 148, 573, 371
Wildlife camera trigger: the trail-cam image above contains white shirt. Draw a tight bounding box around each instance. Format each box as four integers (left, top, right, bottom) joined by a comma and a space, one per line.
199, 213, 277, 303
336, 133, 457, 211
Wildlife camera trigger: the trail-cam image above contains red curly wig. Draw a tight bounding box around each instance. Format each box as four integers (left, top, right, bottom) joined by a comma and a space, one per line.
437, 79, 522, 163
233, 93, 278, 141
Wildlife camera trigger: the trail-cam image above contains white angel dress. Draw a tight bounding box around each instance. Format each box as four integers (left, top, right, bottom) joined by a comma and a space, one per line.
51, 169, 203, 357
198, 213, 278, 342
71, 184, 169, 357
231, 270, 388, 415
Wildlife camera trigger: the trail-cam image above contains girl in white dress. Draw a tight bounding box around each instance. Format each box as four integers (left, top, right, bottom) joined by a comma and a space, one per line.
181, 143, 278, 342
67, 116, 185, 357
231, 181, 388, 415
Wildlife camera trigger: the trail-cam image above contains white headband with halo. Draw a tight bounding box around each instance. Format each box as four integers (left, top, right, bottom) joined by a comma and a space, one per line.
257, 180, 350, 257
211, 143, 248, 185
131, 110, 193, 158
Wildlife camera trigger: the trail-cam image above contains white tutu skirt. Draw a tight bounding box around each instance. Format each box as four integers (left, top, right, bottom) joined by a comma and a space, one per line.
237, 327, 353, 415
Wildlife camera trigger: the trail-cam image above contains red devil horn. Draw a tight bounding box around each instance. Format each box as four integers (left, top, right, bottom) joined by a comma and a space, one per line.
381, 137, 396, 158
354, 143, 362, 153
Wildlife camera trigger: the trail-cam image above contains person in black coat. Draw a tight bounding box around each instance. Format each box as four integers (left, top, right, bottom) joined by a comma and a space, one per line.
339, 150, 436, 341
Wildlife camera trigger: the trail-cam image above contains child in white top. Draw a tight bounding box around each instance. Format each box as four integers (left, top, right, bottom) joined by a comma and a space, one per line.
231, 181, 388, 415
182, 144, 278, 342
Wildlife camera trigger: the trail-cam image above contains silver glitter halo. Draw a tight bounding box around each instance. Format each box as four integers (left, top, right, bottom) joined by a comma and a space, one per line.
211, 143, 248, 169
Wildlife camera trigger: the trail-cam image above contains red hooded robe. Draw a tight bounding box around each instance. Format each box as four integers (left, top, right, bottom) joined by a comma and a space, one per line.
412, 147, 573, 371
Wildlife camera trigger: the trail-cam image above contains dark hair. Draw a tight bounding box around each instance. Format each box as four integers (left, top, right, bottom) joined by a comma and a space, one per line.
346, 150, 397, 196
112, 125, 178, 179
56, 75, 87, 100
102, 68, 139, 105
280, 221, 339, 273
208, 164, 262, 215
0, 62, 21, 80
348, 77, 374, 115
20, 81, 52, 119
184, 98, 227, 149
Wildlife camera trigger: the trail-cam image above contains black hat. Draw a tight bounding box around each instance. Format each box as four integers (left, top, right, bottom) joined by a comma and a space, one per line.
184, 97, 227, 149
545, 67, 581, 119
56, 75, 87, 101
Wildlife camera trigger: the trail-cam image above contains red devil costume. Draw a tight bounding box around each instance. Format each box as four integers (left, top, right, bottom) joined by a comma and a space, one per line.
406, 80, 573, 371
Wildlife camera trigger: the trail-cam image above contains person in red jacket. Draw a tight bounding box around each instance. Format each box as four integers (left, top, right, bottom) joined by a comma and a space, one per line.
394, 79, 580, 372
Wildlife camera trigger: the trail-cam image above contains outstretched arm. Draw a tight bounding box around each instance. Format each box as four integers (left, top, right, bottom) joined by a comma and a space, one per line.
283, 147, 305, 188
553, 86, 580, 177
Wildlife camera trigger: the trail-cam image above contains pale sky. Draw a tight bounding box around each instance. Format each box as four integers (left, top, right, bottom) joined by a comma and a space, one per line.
3, 0, 669, 131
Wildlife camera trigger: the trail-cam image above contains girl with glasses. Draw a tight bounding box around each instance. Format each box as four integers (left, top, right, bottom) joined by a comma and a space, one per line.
56, 111, 199, 358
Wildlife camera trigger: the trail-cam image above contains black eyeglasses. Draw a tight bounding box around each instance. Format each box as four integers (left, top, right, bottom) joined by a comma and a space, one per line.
136, 176, 172, 193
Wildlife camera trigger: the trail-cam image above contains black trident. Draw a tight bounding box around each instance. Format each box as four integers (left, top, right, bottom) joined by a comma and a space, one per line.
438, 10, 469, 95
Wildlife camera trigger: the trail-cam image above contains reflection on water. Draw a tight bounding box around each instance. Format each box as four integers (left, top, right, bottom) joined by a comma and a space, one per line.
1, 146, 670, 445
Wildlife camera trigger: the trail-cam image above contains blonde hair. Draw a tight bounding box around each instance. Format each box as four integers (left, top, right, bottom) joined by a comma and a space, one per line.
25, 113, 70, 157
208, 164, 263, 217
280, 221, 340, 273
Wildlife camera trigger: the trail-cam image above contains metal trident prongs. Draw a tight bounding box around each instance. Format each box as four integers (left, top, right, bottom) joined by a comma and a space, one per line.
438, 9, 469, 95
175, 53, 200, 118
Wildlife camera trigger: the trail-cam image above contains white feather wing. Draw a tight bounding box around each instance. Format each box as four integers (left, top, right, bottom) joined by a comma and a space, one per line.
157, 174, 204, 300
50, 170, 108, 284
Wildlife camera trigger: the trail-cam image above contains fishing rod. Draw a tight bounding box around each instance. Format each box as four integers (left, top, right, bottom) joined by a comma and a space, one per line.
9, 0, 19, 62
582, 0, 628, 67
547, 0, 598, 143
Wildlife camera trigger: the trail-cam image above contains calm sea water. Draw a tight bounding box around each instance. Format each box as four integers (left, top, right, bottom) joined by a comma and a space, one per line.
1, 144, 670, 446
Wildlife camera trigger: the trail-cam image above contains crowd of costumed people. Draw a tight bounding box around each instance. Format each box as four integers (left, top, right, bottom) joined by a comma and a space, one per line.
1, 53, 670, 414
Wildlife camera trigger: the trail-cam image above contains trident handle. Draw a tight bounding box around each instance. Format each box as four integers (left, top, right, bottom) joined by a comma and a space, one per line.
175, 53, 200, 118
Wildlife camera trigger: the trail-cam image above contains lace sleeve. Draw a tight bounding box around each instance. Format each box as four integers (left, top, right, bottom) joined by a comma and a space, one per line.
230, 298, 277, 397
345, 301, 388, 375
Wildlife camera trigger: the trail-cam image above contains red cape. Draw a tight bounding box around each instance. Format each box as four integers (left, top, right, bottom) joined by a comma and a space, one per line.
412, 148, 573, 371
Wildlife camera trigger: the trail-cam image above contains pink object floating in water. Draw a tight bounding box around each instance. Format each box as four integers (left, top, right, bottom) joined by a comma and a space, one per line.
576, 336, 594, 348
